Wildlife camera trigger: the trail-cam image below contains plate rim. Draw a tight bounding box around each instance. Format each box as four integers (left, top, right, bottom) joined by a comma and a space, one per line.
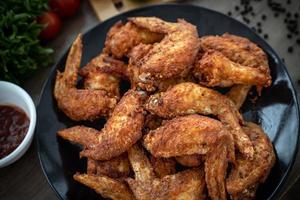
35, 3, 300, 200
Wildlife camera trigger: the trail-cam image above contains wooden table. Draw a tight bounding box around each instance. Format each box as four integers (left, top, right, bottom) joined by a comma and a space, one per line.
1, 0, 300, 199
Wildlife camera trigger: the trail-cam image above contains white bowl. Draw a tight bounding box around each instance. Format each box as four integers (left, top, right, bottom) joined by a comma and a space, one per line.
0, 81, 36, 167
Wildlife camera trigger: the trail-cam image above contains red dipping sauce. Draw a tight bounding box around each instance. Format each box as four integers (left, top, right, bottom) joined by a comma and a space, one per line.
0, 105, 30, 159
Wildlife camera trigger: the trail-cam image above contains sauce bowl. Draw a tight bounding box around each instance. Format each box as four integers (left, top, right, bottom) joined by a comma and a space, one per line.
0, 81, 36, 167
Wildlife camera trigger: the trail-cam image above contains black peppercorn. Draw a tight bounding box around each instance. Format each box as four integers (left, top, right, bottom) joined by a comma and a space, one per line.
264, 34, 269, 39
288, 46, 293, 53
258, 28, 262, 33
262, 14, 266, 20
227, 11, 232, 16
235, 6, 240, 11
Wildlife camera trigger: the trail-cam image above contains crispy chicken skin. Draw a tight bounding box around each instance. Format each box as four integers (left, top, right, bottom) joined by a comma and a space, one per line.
200, 33, 269, 68
143, 115, 235, 160
127, 17, 199, 91
176, 155, 202, 167
226, 122, 275, 199
74, 173, 134, 200
205, 135, 233, 200
226, 85, 251, 109
58, 125, 98, 148
150, 156, 177, 178
145, 82, 253, 157
79, 53, 127, 97
143, 115, 234, 200
54, 35, 117, 121
79, 90, 146, 160
57, 127, 131, 178
104, 21, 163, 58
127, 169, 206, 200
126, 145, 206, 200
194, 51, 271, 88
87, 153, 131, 178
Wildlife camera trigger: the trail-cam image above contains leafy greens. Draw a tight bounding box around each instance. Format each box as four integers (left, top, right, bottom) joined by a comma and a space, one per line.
0, 0, 53, 84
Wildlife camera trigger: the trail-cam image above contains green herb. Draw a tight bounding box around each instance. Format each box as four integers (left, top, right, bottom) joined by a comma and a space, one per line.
0, 0, 53, 84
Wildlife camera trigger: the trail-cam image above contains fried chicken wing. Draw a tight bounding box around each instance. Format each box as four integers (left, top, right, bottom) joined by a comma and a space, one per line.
200, 33, 269, 68
226, 85, 251, 109
143, 115, 234, 159
104, 21, 163, 58
58, 125, 98, 148
126, 145, 206, 200
87, 153, 130, 178
176, 155, 202, 167
79, 90, 146, 160
80, 53, 127, 97
126, 17, 199, 91
150, 156, 176, 178
194, 51, 271, 88
127, 144, 155, 181
226, 122, 275, 199
58, 127, 131, 178
54, 35, 117, 121
127, 169, 206, 200
205, 136, 233, 200
74, 173, 134, 200
145, 82, 253, 157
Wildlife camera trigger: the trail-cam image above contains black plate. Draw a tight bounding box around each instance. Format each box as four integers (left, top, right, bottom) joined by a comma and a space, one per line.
36, 4, 300, 200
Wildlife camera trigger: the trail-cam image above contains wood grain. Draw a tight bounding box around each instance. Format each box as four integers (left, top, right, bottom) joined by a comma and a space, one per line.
89, 0, 176, 20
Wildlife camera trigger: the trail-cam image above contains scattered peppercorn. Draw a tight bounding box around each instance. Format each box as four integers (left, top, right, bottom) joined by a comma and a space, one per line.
235, 6, 240, 11
262, 14, 266, 20
288, 46, 293, 53
264, 34, 269, 39
227, 11, 232, 16
287, 34, 292, 39
274, 13, 279, 17
258, 28, 262, 33
257, 22, 261, 27
297, 39, 300, 45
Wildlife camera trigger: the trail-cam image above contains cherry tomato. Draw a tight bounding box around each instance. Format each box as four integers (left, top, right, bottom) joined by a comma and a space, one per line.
38, 11, 62, 40
50, 0, 80, 18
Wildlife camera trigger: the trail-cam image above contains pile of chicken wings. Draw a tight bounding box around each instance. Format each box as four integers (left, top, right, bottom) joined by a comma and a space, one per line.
54, 17, 275, 200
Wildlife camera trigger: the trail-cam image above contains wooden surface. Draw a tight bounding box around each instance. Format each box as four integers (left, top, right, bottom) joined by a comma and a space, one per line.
1, 0, 300, 199
89, 0, 176, 20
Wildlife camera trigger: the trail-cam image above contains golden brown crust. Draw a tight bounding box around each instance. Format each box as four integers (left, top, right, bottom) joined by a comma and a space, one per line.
104, 21, 163, 58
127, 17, 199, 91
53, 35, 118, 121
73, 173, 134, 200
200, 33, 269, 68
226, 85, 252, 109
127, 144, 206, 200
79, 53, 127, 97
145, 82, 253, 158
143, 114, 234, 159
80, 90, 146, 160
57, 125, 98, 148
205, 136, 234, 200
194, 51, 271, 88
150, 156, 176, 178
127, 144, 156, 181
87, 153, 131, 178
127, 169, 206, 200
226, 122, 276, 197
176, 155, 203, 167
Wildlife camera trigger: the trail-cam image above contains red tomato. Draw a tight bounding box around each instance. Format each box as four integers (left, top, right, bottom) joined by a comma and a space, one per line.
50, 0, 80, 18
38, 11, 62, 40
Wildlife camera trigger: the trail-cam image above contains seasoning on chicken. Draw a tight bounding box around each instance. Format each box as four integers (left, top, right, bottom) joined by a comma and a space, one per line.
54, 35, 118, 121
145, 82, 253, 158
